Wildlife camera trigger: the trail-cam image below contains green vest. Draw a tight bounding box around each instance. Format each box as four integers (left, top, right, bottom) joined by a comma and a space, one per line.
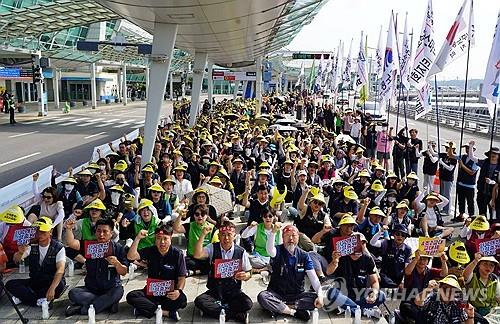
133, 216, 159, 250
466, 273, 499, 314
81, 218, 97, 241
187, 221, 212, 257
254, 223, 280, 257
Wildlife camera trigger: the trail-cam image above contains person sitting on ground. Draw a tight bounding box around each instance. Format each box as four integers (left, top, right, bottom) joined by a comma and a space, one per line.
397, 172, 420, 207
56, 176, 82, 219
120, 199, 160, 251
369, 223, 412, 288
463, 253, 500, 322
241, 208, 282, 272
126, 224, 187, 321
388, 199, 413, 235
172, 165, 193, 200
257, 225, 323, 322
460, 215, 492, 257
356, 206, 389, 257
414, 274, 474, 324
146, 183, 172, 222
0, 205, 31, 268
194, 221, 253, 323
330, 186, 365, 226
162, 176, 179, 212
6, 217, 66, 307
186, 188, 217, 225
75, 169, 100, 206
65, 218, 128, 317
415, 191, 453, 238
295, 189, 330, 251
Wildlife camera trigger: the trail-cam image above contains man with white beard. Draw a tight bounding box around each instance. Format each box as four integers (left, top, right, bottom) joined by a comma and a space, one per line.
257, 225, 323, 321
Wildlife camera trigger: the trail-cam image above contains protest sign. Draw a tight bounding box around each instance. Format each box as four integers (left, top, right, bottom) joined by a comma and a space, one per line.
13, 226, 37, 245
418, 237, 446, 257
146, 278, 174, 296
476, 238, 500, 256
332, 235, 360, 257
84, 241, 112, 259
214, 259, 241, 279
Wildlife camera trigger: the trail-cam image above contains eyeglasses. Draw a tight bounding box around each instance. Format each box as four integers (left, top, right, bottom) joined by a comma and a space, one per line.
194, 212, 206, 217
393, 232, 404, 237
151, 191, 161, 194
42, 195, 53, 199
262, 214, 273, 219
311, 200, 324, 206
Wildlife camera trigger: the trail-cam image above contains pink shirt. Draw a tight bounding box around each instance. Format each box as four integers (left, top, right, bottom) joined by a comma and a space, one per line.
376, 131, 392, 153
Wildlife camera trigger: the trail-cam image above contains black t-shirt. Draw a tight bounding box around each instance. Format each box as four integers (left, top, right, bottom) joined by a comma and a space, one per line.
334, 254, 377, 297
422, 151, 438, 175
408, 138, 423, 162
247, 199, 269, 226
77, 181, 98, 197
139, 245, 187, 280
438, 153, 457, 182
320, 228, 342, 263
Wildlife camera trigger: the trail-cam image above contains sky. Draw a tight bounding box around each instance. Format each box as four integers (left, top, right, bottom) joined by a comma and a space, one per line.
287, 0, 498, 81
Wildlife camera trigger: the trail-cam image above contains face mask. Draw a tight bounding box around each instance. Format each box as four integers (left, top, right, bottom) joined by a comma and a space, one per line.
245, 148, 252, 156
99, 165, 106, 171
202, 159, 210, 165
387, 197, 396, 203
64, 184, 74, 191
111, 192, 121, 205
407, 179, 415, 186
116, 179, 125, 186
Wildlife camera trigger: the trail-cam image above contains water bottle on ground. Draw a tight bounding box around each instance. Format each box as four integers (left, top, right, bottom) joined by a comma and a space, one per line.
67, 258, 74, 277
345, 306, 351, 318
129, 263, 136, 279
312, 308, 319, 324
354, 305, 362, 324
88, 304, 95, 324
155, 305, 163, 324
19, 259, 26, 274
41, 299, 49, 319
219, 308, 226, 324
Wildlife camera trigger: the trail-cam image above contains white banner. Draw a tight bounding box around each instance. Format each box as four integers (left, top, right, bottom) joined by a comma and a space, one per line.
355, 31, 368, 91
91, 128, 139, 161
481, 11, 500, 119
379, 11, 400, 115
0, 165, 53, 213
400, 13, 412, 90
415, 82, 432, 120
410, 0, 436, 88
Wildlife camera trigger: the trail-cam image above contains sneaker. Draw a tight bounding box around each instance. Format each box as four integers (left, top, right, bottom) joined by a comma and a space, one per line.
11, 296, 21, 305
65, 305, 81, 317
294, 309, 310, 321
233, 312, 249, 323
168, 310, 181, 321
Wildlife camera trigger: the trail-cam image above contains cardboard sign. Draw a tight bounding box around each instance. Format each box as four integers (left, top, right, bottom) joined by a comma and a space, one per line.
146, 278, 174, 296
476, 238, 500, 256
13, 226, 37, 245
84, 241, 112, 259
214, 259, 241, 279
418, 237, 446, 257
332, 235, 360, 257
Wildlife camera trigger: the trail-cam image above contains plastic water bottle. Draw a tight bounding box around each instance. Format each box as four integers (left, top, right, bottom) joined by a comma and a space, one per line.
219, 308, 226, 324
354, 305, 362, 324
312, 308, 319, 324
41, 300, 49, 319
67, 258, 74, 277
155, 305, 163, 324
129, 263, 136, 279
345, 306, 351, 318
19, 259, 26, 274
88, 304, 95, 324
372, 306, 381, 319
235, 234, 241, 246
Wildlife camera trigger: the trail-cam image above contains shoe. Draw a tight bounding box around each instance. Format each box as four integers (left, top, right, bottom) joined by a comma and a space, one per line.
168, 310, 181, 321
110, 302, 119, 313
294, 309, 310, 321
11, 296, 21, 305
233, 312, 249, 323
65, 305, 81, 317
133, 308, 139, 317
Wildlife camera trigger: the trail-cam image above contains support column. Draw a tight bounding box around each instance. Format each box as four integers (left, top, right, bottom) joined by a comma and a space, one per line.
90, 63, 97, 109
117, 69, 122, 102
169, 72, 173, 100
142, 22, 178, 167
27, 83, 31, 102
188, 52, 208, 127
255, 56, 263, 115
122, 63, 127, 106
233, 81, 238, 100
53, 69, 60, 110
207, 63, 213, 105
145, 66, 150, 99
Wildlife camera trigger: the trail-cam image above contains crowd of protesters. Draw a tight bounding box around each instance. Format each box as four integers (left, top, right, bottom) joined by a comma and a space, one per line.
0, 89, 499, 324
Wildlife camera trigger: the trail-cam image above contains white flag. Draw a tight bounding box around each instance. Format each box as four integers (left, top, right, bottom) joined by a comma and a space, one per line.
332, 43, 342, 97
428, 0, 474, 77
326, 52, 335, 91
315, 54, 324, 90
322, 54, 331, 87
379, 11, 400, 115
342, 38, 353, 87
410, 0, 436, 88
375, 25, 384, 79
481, 11, 500, 119
295, 61, 305, 88
355, 31, 369, 91
400, 13, 412, 90
415, 82, 433, 120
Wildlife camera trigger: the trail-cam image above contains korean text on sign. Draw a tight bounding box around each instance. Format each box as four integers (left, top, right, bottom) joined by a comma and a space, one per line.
214, 259, 241, 279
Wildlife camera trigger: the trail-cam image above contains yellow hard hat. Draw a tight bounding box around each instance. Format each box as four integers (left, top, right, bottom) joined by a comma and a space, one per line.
84, 199, 107, 211
148, 183, 165, 193
371, 180, 385, 192
343, 186, 358, 200
137, 198, 153, 212
448, 241, 470, 264
0, 205, 25, 224
33, 216, 53, 232
468, 215, 490, 232
270, 186, 287, 209
338, 214, 357, 226
438, 275, 461, 290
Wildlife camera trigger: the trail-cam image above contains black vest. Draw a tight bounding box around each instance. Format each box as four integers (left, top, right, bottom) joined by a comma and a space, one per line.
268, 245, 308, 298
84, 241, 122, 293
457, 155, 477, 186
61, 189, 78, 217
478, 161, 500, 195
29, 240, 65, 285
207, 242, 245, 298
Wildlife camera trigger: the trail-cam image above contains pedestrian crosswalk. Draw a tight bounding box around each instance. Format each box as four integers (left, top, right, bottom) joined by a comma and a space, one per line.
20, 115, 146, 129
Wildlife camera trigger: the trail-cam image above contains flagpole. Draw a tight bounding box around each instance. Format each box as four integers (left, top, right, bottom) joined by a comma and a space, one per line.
433, 75, 441, 154
491, 104, 498, 150
396, 84, 402, 134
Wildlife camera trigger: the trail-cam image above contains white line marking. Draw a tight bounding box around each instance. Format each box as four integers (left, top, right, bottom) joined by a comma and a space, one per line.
0, 152, 41, 167
119, 119, 136, 124
84, 132, 106, 139
60, 121, 80, 126
8, 131, 40, 138
95, 123, 113, 128
76, 118, 106, 126
23, 120, 43, 124
104, 118, 120, 123
41, 118, 71, 125
70, 117, 90, 122
113, 123, 129, 128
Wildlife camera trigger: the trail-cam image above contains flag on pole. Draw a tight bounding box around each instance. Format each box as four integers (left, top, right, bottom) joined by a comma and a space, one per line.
400, 13, 412, 90
355, 31, 369, 92
295, 61, 305, 88
360, 34, 369, 103
315, 54, 324, 90
342, 38, 353, 88
415, 82, 432, 120
375, 25, 384, 79
327, 52, 335, 91
379, 11, 400, 115
481, 11, 500, 119
322, 54, 332, 87
428, 0, 475, 77
332, 42, 342, 98
308, 58, 316, 90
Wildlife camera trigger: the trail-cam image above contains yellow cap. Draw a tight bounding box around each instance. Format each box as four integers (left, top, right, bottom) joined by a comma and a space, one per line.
396, 201, 409, 209
162, 176, 176, 184
259, 161, 271, 168
371, 180, 385, 192
78, 169, 93, 176
438, 275, 461, 290
209, 176, 223, 185
62, 177, 78, 184
407, 172, 419, 180
369, 206, 386, 218
0, 205, 25, 224
33, 216, 53, 232
468, 215, 490, 232
356, 147, 364, 154
142, 165, 155, 173
148, 183, 165, 193
137, 198, 153, 212
113, 160, 128, 172
310, 193, 326, 205
338, 214, 357, 226
84, 199, 106, 211
343, 186, 358, 200
386, 171, 398, 179
217, 169, 229, 179
173, 165, 187, 172
358, 169, 370, 178
87, 162, 100, 170
110, 185, 125, 193
448, 241, 470, 264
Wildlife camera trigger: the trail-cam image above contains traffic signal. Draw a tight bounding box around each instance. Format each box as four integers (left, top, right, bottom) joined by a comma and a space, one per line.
33, 66, 42, 83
